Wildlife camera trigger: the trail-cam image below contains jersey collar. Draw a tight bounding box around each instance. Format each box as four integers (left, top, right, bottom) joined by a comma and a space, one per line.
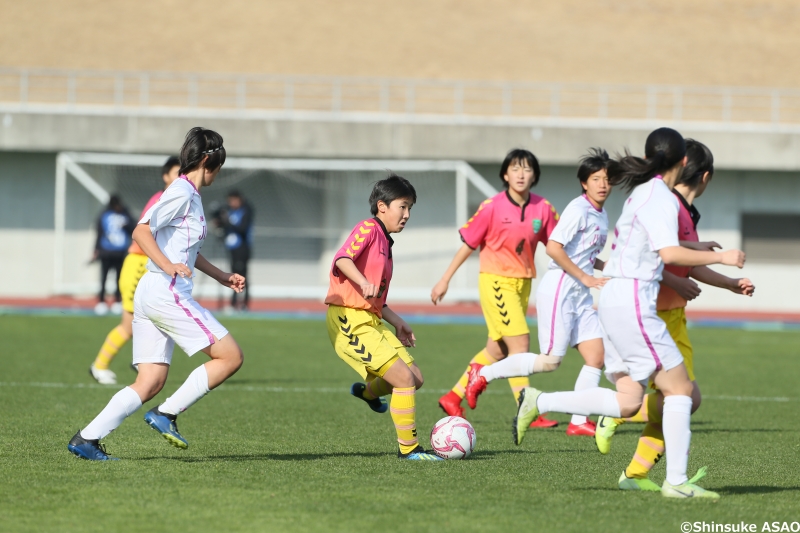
504, 190, 531, 222
672, 189, 701, 229
373, 217, 394, 248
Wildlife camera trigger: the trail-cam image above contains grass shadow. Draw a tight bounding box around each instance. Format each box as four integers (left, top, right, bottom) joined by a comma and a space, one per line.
134, 451, 389, 462
717, 485, 800, 495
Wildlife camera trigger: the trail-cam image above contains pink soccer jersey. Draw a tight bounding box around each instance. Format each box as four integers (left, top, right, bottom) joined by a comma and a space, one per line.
325, 218, 394, 318
128, 191, 164, 255
657, 190, 700, 311
459, 191, 559, 279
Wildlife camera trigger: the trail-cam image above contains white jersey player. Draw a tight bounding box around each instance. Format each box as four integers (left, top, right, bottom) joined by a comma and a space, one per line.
464, 149, 612, 437
512, 128, 745, 500
69, 127, 248, 461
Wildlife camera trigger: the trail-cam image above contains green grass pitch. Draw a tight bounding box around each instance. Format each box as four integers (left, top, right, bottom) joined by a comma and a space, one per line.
1, 315, 798, 532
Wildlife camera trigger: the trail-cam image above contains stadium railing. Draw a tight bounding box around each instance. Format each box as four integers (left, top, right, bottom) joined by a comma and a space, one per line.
2, 67, 800, 125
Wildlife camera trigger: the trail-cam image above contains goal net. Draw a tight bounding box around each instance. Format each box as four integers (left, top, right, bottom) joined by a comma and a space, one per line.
54, 153, 499, 302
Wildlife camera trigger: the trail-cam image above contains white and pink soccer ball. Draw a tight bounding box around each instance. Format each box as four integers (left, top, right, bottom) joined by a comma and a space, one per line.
430, 416, 476, 459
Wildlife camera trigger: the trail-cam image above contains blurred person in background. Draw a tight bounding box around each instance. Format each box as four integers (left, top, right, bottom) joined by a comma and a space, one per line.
93, 195, 136, 316
89, 157, 180, 384
213, 190, 253, 311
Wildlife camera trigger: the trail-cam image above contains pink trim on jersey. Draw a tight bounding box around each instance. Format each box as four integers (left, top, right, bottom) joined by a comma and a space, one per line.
169, 275, 215, 347
582, 194, 602, 213
633, 279, 661, 371
546, 271, 567, 354
179, 175, 200, 195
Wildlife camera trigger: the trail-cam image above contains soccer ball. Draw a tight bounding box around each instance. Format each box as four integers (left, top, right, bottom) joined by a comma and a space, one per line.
430, 416, 476, 459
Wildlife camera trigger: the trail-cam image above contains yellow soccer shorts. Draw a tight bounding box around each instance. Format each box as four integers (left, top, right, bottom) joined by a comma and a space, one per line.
478, 273, 532, 341
119, 253, 149, 314
649, 307, 695, 390
326, 305, 414, 381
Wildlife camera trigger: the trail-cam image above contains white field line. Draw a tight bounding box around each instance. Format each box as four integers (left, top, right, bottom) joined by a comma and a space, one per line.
0, 382, 794, 402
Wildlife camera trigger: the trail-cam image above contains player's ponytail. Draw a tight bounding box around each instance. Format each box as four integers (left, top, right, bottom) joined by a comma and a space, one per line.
179, 127, 226, 175
608, 127, 686, 192
677, 139, 714, 189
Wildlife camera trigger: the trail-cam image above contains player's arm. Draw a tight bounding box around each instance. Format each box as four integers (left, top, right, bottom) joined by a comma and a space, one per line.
660, 269, 701, 301
690, 266, 755, 296
680, 240, 721, 252
132, 223, 191, 279
547, 240, 609, 289
659, 246, 744, 268
431, 243, 474, 304
382, 305, 416, 348
334, 257, 377, 299
195, 253, 245, 293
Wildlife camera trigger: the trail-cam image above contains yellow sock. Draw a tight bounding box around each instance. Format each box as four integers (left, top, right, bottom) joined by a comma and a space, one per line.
451, 349, 499, 399
92, 326, 130, 370
624, 422, 665, 479
508, 376, 530, 403
390, 387, 418, 454
363, 378, 392, 400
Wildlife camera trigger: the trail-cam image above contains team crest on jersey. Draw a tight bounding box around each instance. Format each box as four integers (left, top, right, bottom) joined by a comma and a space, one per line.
532, 219, 542, 232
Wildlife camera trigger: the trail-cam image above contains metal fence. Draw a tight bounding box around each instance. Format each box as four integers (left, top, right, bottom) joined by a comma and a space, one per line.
2, 67, 800, 124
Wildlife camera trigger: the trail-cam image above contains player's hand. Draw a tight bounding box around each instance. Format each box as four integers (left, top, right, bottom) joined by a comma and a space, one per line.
731, 277, 755, 296
695, 241, 722, 251
431, 279, 449, 305
360, 282, 378, 299
165, 263, 192, 278
395, 320, 416, 348
224, 273, 246, 293
580, 274, 610, 289
672, 277, 701, 301
720, 249, 746, 268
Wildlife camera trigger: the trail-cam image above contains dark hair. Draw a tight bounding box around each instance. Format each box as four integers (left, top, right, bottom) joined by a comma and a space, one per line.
162, 156, 180, 176
499, 149, 541, 188
577, 148, 611, 192
108, 194, 124, 211
369, 173, 417, 216
678, 139, 714, 188
179, 127, 226, 175
227, 190, 242, 199
608, 127, 686, 192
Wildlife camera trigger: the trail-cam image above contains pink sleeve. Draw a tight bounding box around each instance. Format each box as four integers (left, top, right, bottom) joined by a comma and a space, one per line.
459, 201, 493, 249
332, 221, 376, 275
139, 191, 164, 220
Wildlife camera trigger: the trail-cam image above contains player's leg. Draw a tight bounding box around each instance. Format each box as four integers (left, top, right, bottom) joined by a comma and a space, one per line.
69, 311, 172, 460
90, 253, 146, 383
95, 256, 111, 314
514, 373, 644, 445
439, 338, 502, 417
110, 254, 125, 313
566, 337, 604, 436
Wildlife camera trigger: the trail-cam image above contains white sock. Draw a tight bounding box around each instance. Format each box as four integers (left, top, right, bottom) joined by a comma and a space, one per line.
479, 353, 537, 382
663, 395, 693, 486
570, 366, 602, 425
81, 386, 142, 440
159, 364, 210, 416
536, 387, 621, 418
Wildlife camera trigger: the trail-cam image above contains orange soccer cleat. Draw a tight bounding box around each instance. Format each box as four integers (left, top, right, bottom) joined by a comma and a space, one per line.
566, 419, 597, 437
529, 414, 559, 428
438, 390, 465, 418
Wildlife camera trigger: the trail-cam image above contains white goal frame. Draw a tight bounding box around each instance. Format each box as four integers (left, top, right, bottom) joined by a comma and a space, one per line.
54, 152, 498, 299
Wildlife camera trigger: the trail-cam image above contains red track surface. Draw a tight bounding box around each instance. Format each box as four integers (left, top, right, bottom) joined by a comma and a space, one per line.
3, 296, 800, 322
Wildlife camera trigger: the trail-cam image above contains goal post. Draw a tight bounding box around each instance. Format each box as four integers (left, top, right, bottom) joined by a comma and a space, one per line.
54, 152, 498, 302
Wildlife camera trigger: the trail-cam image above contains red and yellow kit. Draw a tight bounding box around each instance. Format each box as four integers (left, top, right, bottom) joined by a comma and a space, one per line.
460, 191, 559, 340
656, 190, 700, 381
325, 218, 413, 380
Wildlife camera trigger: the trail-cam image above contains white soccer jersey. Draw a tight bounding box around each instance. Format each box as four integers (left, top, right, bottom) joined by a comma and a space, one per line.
139, 177, 208, 294
602, 178, 679, 282
547, 195, 608, 275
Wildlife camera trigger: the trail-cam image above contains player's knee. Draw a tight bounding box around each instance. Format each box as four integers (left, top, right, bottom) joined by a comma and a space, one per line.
615, 379, 645, 418
533, 354, 562, 373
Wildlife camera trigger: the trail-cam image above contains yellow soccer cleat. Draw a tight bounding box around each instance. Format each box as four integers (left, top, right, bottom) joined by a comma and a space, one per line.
595, 415, 620, 455
618, 470, 661, 491
512, 387, 542, 446
661, 467, 720, 500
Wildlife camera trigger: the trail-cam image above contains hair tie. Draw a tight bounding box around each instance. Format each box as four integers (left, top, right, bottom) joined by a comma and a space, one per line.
202, 146, 222, 154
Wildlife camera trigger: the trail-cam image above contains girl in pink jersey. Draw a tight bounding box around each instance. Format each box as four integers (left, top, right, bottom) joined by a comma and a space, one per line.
69, 127, 247, 460
512, 128, 745, 499
432, 149, 560, 427
464, 149, 613, 437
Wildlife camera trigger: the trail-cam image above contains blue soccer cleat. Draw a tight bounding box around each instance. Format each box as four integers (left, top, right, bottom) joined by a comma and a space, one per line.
398, 446, 445, 461
144, 407, 188, 449
68, 431, 118, 461
350, 383, 389, 414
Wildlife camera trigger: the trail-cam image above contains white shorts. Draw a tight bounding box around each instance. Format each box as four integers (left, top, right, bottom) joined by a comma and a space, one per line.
598, 278, 683, 384
536, 269, 602, 356
132, 272, 229, 365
